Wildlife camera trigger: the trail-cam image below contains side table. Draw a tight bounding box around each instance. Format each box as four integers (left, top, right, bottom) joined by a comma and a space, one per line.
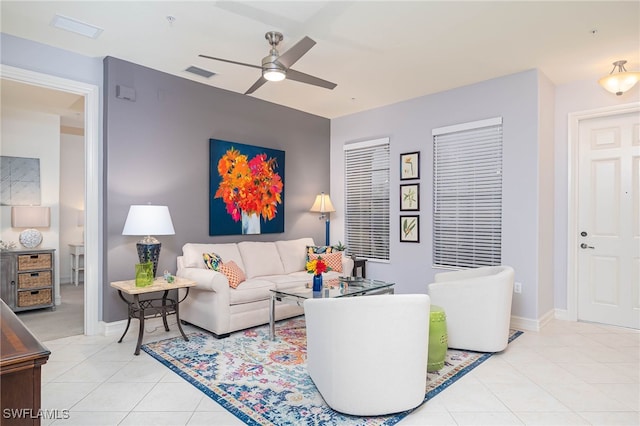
110, 277, 196, 355
352, 257, 367, 278
69, 243, 84, 286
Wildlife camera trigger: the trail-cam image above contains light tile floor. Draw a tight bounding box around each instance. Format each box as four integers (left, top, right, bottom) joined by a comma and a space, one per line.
39, 319, 638, 425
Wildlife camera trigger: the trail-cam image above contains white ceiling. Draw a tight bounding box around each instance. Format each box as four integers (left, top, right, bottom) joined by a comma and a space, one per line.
1, 1, 639, 119
1, 79, 85, 128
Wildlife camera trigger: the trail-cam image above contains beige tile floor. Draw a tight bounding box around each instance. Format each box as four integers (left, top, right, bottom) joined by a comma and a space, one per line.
39, 319, 639, 425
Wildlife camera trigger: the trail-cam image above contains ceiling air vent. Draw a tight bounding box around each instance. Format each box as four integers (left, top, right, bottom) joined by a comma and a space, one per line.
185, 66, 216, 78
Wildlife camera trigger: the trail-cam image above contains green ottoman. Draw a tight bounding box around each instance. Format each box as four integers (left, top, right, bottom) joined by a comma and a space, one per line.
427, 305, 448, 372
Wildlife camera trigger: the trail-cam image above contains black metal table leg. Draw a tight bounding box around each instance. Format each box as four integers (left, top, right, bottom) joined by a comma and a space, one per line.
175, 287, 190, 341
116, 290, 132, 344
161, 290, 170, 332
134, 294, 144, 355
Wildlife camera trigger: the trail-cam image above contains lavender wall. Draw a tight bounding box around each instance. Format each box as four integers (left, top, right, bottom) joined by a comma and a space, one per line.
331, 70, 543, 321
104, 57, 330, 322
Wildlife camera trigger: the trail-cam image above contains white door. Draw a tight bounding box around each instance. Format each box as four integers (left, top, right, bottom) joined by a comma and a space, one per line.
577, 111, 639, 329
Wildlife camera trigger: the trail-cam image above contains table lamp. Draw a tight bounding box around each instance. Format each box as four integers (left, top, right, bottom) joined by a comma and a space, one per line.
310, 192, 335, 246
11, 206, 51, 248
122, 205, 175, 278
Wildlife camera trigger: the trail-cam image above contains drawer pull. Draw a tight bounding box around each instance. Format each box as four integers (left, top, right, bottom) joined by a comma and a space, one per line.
31, 272, 40, 277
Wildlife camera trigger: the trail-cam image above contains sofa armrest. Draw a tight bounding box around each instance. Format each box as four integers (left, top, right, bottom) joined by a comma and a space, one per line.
341, 255, 354, 276
177, 267, 229, 292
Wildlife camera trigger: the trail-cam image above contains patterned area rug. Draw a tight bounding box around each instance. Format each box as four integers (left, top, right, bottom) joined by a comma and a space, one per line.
142, 318, 522, 425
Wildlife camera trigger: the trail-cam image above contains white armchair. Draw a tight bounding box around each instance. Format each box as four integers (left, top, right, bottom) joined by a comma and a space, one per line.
428, 265, 514, 353
304, 294, 430, 416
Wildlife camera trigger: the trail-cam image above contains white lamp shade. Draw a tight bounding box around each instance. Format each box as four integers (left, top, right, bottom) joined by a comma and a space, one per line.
310, 193, 336, 213
122, 205, 175, 236
11, 206, 51, 228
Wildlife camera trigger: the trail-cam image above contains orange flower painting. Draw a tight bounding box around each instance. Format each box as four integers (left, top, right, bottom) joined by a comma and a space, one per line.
210, 140, 285, 236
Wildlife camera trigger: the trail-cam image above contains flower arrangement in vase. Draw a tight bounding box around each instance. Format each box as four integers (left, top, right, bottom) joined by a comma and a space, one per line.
214, 147, 283, 234
307, 257, 331, 292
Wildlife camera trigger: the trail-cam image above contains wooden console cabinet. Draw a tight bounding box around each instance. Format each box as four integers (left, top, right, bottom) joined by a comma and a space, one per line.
0, 299, 51, 425
0, 249, 55, 312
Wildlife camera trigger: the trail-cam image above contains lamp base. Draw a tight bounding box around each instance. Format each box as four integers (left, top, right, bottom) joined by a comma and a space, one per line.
19, 229, 43, 248
136, 242, 161, 279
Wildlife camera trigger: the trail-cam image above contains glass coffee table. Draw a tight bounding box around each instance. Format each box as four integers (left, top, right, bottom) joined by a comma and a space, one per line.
269, 277, 395, 340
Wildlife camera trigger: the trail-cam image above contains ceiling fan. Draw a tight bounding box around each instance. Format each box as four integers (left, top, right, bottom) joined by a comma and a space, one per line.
199, 31, 337, 95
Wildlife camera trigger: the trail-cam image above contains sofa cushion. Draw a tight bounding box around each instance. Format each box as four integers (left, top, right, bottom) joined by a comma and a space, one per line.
219, 261, 246, 288
203, 253, 222, 271
237, 241, 285, 279
182, 243, 245, 270
309, 251, 343, 273
229, 279, 275, 304
276, 237, 315, 274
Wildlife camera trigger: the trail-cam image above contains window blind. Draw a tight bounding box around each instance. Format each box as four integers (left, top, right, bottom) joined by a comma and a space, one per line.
432, 118, 503, 268
344, 138, 390, 261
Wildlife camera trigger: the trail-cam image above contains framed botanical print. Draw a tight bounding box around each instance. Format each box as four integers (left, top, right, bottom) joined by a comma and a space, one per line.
400, 183, 419, 211
400, 215, 419, 242
400, 151, 420, 180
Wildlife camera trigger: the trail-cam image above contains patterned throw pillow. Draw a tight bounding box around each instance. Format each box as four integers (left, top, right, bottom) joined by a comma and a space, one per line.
306, 245, 337, 262
203, 252, 222, 271
309, 252, 342, 273
218, 261, 246, 288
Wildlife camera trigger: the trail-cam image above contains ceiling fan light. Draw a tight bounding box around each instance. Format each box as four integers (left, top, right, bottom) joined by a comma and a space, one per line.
263, 69, 286, 82
598, 60, 640, 95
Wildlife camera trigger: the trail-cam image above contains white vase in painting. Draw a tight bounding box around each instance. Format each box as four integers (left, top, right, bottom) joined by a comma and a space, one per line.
241, 211, 261, 234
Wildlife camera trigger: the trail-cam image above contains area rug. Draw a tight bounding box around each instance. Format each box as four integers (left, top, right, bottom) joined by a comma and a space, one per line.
142, 319, 522, 425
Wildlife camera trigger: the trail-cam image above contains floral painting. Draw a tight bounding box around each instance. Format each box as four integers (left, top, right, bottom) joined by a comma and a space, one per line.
210, 139, 285, 235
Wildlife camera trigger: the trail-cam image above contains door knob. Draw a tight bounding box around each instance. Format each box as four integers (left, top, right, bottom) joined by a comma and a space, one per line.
580, 243, 595, 249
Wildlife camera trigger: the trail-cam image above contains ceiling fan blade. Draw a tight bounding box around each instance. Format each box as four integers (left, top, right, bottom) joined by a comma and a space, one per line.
198, 54, 262, 70
276, 36, 316, 68
286, 69, 337, 90
245, 76, 268, 95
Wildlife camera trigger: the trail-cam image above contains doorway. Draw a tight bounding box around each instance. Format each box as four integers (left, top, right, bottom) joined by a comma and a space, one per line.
1, 64, 101, 335
568, 102, 640, 329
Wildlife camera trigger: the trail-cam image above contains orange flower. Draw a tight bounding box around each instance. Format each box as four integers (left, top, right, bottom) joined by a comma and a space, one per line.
214, 148, 283, 222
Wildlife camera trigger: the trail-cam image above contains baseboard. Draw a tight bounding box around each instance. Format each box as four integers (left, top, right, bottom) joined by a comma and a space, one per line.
101, 319, 128, 336
510, 308, 555, 332
554, 308, 571, 321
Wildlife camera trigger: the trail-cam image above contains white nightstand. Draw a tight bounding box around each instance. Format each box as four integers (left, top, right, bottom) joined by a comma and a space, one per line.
69, 243, 84, 286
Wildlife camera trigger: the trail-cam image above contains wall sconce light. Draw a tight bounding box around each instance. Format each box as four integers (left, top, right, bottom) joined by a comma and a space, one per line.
598, 60, 640, 96
310, 192, 336, 246
11, 206, 51, 248
122, 205, 175, 278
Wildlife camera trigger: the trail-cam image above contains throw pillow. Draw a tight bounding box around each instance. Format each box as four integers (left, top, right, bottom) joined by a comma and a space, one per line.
309, 251, 343, 273
218, 260, 246, 288
202, 252, 222, 271
306, 245, 338, 262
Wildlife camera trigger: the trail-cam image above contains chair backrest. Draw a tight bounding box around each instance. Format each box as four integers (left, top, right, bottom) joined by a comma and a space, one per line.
304, 294, 430, 416
428, 265, 514, 352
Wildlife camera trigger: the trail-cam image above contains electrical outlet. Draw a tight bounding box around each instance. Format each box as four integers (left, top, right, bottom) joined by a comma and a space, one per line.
514, 282, 522, 294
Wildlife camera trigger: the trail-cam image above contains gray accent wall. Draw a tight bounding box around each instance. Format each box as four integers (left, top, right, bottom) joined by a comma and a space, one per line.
103, 57, 330, 322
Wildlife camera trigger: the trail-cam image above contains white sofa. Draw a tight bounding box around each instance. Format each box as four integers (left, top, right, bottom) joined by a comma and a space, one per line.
176, 238, 353, 338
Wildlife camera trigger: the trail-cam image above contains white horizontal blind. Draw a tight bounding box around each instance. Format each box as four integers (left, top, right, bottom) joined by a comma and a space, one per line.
344, 138, 390, 261
433, 118, 503, 268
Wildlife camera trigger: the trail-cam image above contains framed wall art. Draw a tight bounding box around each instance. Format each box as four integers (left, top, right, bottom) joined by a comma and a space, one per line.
400, 151, 419, 180
400, 215, 419, 243
209, 139, 285, 236
400, 183, 419, 211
